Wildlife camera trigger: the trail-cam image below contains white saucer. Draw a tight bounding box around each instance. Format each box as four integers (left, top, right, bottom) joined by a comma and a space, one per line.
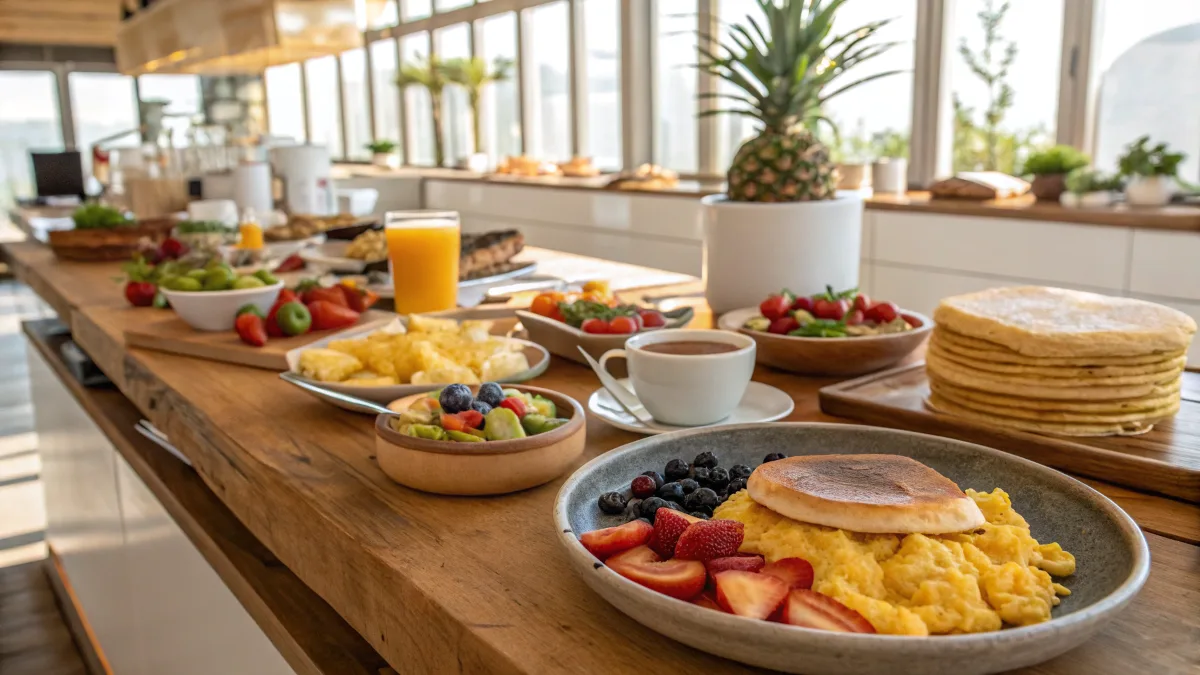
587, 379, 794, 435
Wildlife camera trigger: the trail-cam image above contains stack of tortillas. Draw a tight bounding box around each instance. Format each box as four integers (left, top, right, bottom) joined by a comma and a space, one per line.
926, 286, 1196, 436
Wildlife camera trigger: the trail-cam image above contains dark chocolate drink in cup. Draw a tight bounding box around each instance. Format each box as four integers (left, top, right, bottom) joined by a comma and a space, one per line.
639, 341, 739, 356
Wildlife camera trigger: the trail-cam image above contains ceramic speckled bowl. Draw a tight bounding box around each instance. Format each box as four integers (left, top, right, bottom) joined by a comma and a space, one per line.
554, 424, 1149, 675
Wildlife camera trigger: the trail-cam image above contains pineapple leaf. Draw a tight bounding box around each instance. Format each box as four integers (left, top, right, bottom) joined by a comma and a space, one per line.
818, 68, 908, 105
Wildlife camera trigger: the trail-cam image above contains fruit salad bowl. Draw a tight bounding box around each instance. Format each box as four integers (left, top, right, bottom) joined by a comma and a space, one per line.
718, 307, 932, 377
554, 423, 1147, 675
376, 384, 585, 495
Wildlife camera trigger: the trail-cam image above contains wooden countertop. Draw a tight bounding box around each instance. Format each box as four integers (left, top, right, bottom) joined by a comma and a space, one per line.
4, 239, 1200, 675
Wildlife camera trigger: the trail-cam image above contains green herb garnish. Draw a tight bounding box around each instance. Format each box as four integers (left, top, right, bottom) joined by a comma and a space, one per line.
73, 204, 132, 229
558, 300, 639, 328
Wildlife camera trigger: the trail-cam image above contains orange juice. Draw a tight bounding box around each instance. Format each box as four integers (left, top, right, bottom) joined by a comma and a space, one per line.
385, 215, 460, 314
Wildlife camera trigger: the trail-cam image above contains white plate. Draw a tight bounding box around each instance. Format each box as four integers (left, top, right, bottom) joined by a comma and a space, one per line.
369, 262, 541, 307
587, 379, 793, 434
298, 240, 371, 273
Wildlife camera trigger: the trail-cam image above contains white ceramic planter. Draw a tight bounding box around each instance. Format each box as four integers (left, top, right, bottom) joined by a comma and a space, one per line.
1060, 191, 1115, 208
465, 152, 490, 173
702, 195, 864, 316
871, 158, 907, 194
371, 153, 397, 169
835, 163, 870, 189
1125, 175, 1174, 206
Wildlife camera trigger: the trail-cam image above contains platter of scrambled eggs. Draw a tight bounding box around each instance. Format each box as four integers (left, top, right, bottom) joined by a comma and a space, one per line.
554, 423, 1150, 675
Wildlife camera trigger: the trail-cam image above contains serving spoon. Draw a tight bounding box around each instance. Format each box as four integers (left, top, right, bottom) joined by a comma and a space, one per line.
279, 371, 396, 415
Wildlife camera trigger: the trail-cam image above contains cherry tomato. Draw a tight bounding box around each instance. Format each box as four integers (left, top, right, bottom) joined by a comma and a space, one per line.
638, 309, 667, 329
768, 316, 800, 334
456, 410, 484, 429
812, 298, 849, 320
845, 309, 866, 326
791, 296, 815, 312
865, 301, 899, 324
530, 292, 564, 317
852, 294, 872, 313
499, 397, 527, 418
759, 294, 792, 321
608, 316, 639, 334
548, 305, 566, 322
580, 318, 610, 334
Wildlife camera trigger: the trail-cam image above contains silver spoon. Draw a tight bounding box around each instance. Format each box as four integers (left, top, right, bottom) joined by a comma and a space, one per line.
576, 347, 672, 431
278, 371, 396, 415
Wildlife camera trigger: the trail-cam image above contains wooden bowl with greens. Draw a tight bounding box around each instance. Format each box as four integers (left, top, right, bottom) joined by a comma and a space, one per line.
47, 205, 175, 262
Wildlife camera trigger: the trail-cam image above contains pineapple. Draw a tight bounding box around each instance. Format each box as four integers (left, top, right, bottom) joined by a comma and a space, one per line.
700, 0, 901, 202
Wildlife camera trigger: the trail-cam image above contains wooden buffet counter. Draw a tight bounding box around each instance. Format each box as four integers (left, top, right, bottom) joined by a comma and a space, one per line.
3, 239, 1199, 675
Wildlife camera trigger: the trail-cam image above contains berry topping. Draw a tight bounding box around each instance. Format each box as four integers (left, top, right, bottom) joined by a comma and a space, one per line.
728, 464, 753, 480
704, 555, 766, 576
678, 478, 700, 494
683, 487, 721, 513
438, 384, 473, 414
707, 467, 730, 491
640, 470, 665, 490
657, 482, 685, 502
664, 458, 690, 481
598, 491, 628, 515
713, 570, 789, 620
476, 382, 504, 407
648, 509, 702, 558
638, 497, 670, 521
761, 558, 815, 590
579, 519, 653, 560
693, 451, 719, 469
674, 519, 745, 561
630, 475, 657, 499
780, 590, 876, 633
763, 452, 787, 463
607, 548, 707, 600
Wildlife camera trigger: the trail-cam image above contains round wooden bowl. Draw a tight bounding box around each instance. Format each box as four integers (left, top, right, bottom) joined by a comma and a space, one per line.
375, 384, 586, 495
718, 307, 933, 377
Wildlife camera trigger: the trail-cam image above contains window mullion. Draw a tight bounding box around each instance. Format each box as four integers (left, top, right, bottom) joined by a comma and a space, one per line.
620, 0, 652, 169
908, 0, 952, 188
1056, 0, 1098, 152
569, 0, 587, 158
697, 0, 718, 176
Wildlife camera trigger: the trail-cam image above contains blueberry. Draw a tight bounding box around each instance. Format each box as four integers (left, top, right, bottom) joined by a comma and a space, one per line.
631, 475, 657, 498
664, 458, 690, 481
598, 491, 627, 515
657, 482, 685, 502
439, 384, 474, 414
622, 498, 643, 522
689, 511, 710, 520
725, 478, 747, 496
641, 471, 665, 490
729, 464, 752, 480
470, 399, 493, 418
707, 467, 730, 491
763, 452, 787, 463
684, 487, 721, 512
639, 497, 670, 521
691, 467, 711, 486
666, 501, 686, 512
693, 451, 719, 469
678, 478, 700, 494
477, 382, 504, 407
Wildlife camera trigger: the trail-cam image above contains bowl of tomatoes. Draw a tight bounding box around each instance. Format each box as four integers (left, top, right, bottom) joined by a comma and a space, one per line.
518, 286, 695, 365
716, 287, 931, 377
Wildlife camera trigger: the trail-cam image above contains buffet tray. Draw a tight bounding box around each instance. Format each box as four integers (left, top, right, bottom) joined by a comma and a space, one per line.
819, 362, 1200, 503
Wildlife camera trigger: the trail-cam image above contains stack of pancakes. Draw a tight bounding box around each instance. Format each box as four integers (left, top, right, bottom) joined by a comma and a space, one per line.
926, 286, 1196, 436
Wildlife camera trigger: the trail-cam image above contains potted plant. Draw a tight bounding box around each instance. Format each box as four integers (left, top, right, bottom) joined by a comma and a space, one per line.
1061, 168, 1124, 208
442, 56, 514, 173
1022, 145, 1089, 202
366, 140, 398, 169
397, 55, 449, 167
1118, 135, 1185, 206
831, 120, 872, 190
870, 129, 908, 195
697, 0, 900, 314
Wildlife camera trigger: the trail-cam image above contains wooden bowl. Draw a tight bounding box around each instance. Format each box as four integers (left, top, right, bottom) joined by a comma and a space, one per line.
717, 307, 932, 377
374, 384, 586, 495
47, 218, 176, 261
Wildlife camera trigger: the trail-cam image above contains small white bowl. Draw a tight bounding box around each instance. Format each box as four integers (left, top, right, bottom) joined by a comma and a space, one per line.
161, 282, 283, 332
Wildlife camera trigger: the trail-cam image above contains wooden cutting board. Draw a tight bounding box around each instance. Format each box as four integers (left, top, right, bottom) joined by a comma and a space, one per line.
120, 308, 396, 371
819, 363, 1200, 503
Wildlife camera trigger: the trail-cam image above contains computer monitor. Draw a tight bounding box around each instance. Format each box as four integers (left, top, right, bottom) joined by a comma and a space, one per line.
31, 151, 85, 200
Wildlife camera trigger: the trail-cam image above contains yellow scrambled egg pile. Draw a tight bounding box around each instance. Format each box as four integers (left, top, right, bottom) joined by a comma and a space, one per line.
713, 488, 1075, 636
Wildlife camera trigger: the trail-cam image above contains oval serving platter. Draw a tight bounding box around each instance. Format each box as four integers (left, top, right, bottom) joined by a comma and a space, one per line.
554, 423, 1149, 675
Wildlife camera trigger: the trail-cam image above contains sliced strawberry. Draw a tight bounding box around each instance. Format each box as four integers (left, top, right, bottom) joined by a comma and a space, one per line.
761, 557, 815, 590
579, 520, 653, 560
606, 545, 660, 566
607, 554, 706, 600
691, 589, 725, 612
674, 519, 744, 561
780, 589, 876, 633
713, 570, 789, 620
705, 554, 765, 576
648, 509, 701, 558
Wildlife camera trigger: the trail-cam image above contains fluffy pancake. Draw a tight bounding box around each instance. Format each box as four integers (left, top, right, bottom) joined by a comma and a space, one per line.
928, 378, 1180, 413
930, 331, 1187, 368
927, 393, 1160, 437
934, 286, 1196, 357
926, 350, 1183, 400
927, 382, 1180, 424
747, 454, 985, 534
927, 340, 1188, 379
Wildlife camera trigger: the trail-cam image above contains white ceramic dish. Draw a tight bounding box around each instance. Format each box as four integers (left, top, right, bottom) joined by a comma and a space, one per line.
587, 378, 794, 435
516, 307, 695, 364
284, 317, 552, 412
298, 240, 370, 273
161, 282, 283, 332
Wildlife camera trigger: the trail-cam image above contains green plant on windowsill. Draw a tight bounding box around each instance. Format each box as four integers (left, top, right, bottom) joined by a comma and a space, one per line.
440, 57, 514, 157
1117, 136, 1184, 178
1065, 168, 1124, 195
366, 140, 397, 155
1022, 145, 1089, 176
397, 54, 450, 167
872, 129, 909, 160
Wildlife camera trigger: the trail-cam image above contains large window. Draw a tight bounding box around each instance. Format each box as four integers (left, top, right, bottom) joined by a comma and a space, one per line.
581, 0, 621, 169
436, 23, 473, 164
949, 0, 1062, 173
265, 63, 306, 142
68, 72, 138, 182
371, 39, 403, 149
714, 0, 763, 170
1092, 1, 1200, 181
341, 49, 372, 160
137, 74, 201, 147
402, 0, 432, 22
305, 56, 344, 158
653, 0, 697, 172
478, 12, 521, 159
401, 32, 436, 165
524, 1, 572, 161
0, 71, 63, 206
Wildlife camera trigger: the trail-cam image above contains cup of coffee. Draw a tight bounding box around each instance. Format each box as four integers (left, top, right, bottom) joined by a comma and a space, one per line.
598, 329, 756, 426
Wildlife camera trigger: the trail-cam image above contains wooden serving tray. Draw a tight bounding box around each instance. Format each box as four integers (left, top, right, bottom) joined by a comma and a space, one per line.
819, 363, 1200, 503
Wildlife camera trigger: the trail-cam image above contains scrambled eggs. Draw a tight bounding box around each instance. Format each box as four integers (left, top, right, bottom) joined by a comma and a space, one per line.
714, 488, 1075, 636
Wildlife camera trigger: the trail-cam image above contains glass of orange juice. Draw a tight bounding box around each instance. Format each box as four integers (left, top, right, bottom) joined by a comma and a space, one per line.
385, 210, 461, 314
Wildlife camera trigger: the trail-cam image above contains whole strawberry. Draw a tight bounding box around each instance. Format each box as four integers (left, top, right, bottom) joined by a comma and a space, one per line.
674, 519, 744, 561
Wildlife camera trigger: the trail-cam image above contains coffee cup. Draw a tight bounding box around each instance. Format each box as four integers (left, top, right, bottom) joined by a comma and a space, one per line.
598, 329, 755, 426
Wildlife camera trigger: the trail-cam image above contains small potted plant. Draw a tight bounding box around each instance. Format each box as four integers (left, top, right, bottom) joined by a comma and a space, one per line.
1022, 145, 1089, 202
441, 56, 514, 173
697, 0, 900, 314
831, 121, 872, 190
871, 129, 908, 195
1118, 136, 1185, 206
366, 140, 398, 169
1061, 168, 1124, 208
